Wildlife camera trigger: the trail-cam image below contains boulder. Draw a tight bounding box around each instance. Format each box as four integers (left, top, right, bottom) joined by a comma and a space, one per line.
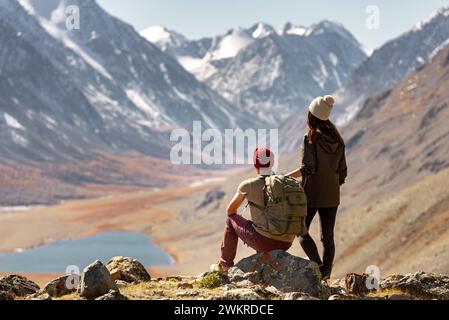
380, 272, 449, 300
80, 260, 119, 299
106, 256, 151, 283
176, 291, 200, 298
284, 292, 319, 300
342, 273, 370, 296
27, 292, 52, 300
95, 290, 128, 301
0, 291, 15, 300
224, 289, 263, 300
177, 282, 194, 289
115, 280, 129, 288
231, 250, 325, 297
328, 294, 363, 300
386, 294, 412, 300
0, 275, 40, 297
42, 275, 78, 298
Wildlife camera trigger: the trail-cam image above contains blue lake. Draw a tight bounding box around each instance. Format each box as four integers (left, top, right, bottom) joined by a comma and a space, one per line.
0, 232, 173, 273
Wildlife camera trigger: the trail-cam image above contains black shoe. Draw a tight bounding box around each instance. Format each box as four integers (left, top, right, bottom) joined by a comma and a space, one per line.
319, 265, 332, 281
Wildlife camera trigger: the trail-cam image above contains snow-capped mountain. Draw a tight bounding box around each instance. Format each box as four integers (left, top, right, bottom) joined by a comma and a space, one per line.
336, 5, 449, 125
0, 0, 257, 165
142, 20, 367, 124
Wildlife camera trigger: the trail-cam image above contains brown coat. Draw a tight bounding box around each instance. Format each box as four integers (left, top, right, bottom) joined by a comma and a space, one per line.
300, 125, 347, 208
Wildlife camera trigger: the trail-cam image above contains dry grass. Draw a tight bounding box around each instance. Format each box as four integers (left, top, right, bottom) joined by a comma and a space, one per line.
55, 278, 226, 300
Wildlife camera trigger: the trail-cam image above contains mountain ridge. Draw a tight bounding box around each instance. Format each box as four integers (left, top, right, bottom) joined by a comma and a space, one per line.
142, 20, 367, 125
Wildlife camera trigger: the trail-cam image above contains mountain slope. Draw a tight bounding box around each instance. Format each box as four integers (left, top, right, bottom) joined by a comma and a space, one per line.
340, 42, 449, 211
334, 165, 449, 277
274, 42, 449, 277
0, 0, 262, 165
143, 21, 367, 124
0, 0, 259, 204
336, 6, 449, 125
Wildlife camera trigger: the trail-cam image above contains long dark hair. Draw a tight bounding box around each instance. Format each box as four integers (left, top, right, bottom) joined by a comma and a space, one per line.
307, 112, 344, 144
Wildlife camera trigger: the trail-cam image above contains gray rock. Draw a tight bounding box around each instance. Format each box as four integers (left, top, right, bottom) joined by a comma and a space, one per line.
177, 282, 194, 289
284, 292, 318, 300
95, 290, 128, 301
328, 294, 363, 300
0, 275, 40, 297
298, 296, 321, 300
27, 292, 52, 300
0, 291, 15, 300
224, 289, 264, 300
176, 291, 200, 297
387, 294, 412, 300
234, 280, 254, 288
222, 284, 237, 291
342, 273, 371, 296
42, 275, 78, 298
380, 272, 449, 300
106, 256, 151, 283
115, 280, 130, 288
80, 260, 119, 299
232, 250, 325, 297
264, 286, 282, 296
228, 267, 246, 282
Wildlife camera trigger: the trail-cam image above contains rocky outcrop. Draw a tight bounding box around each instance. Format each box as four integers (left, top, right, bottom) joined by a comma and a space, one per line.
80, 260, 119, 299
27, 292, 52, 300
0, 275, 40, 298
342, 273, 370, 296
0, 291, 15, 300
380, 272, 449, 300
2, 257, 448, 300
95, 290, 129, 301
106, 256, 151, 283
283, 292, 319, 300
42, 275, 78, 298
224, 288, 263, 300
229, 250, 326, 298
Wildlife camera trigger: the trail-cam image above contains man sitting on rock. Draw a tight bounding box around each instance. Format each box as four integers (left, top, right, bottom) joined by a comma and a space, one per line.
210, 147, 295, 274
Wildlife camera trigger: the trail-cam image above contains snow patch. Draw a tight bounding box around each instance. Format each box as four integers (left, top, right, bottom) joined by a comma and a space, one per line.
429, 38, 449, 59
211, 28, 254, 60
4, 113, 24, 130
49, 0, 66, 25
329, 53, 339, 66
11, 131, 29, 147
141, 25, 171, 44
413, 5, 449, 31
252, 23, 273, 38
37, 18, 113, 81
336, 96, 366, 127
140, 25, 187, 48
125, 89, 160, 118
287, 26, 308, 36
178, 56, 204, 72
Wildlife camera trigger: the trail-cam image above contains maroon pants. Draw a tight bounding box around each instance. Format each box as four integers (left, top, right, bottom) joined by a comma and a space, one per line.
220, 214, 292, 268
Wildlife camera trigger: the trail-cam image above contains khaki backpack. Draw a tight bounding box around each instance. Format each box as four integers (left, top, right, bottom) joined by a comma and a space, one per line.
249, 175, 308, 237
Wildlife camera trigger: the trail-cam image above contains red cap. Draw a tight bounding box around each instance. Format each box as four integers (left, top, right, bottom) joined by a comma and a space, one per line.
253, 147, 274, 170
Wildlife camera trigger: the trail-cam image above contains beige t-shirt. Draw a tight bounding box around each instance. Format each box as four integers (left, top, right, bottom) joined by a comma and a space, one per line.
238, 176, 295, 243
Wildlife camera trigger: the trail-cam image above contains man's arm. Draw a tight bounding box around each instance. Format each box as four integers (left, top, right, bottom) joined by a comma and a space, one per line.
227, 192, 246, 216
286, 168, 302, 179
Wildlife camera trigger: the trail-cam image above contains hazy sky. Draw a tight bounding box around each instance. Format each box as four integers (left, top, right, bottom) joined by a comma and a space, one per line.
97, 0, 448, 50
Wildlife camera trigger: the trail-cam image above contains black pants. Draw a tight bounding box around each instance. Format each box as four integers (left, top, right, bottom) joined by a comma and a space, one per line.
299, 207, 338, 277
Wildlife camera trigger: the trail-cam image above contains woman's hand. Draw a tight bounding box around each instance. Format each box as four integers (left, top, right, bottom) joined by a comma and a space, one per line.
286, 169, 302, 179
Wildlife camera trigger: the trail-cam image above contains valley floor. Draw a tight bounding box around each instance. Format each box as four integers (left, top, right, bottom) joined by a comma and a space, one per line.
1, 165, 449, 287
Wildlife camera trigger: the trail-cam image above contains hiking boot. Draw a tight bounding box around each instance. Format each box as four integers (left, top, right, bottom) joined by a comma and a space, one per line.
209, 262, 230, 275
320, 265, 332, 281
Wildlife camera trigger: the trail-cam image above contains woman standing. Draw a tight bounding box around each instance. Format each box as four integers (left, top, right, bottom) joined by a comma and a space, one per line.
287, 95, 347, 280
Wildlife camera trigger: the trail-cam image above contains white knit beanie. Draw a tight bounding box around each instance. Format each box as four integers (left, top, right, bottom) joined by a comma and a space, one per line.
308, 95, 335, 121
